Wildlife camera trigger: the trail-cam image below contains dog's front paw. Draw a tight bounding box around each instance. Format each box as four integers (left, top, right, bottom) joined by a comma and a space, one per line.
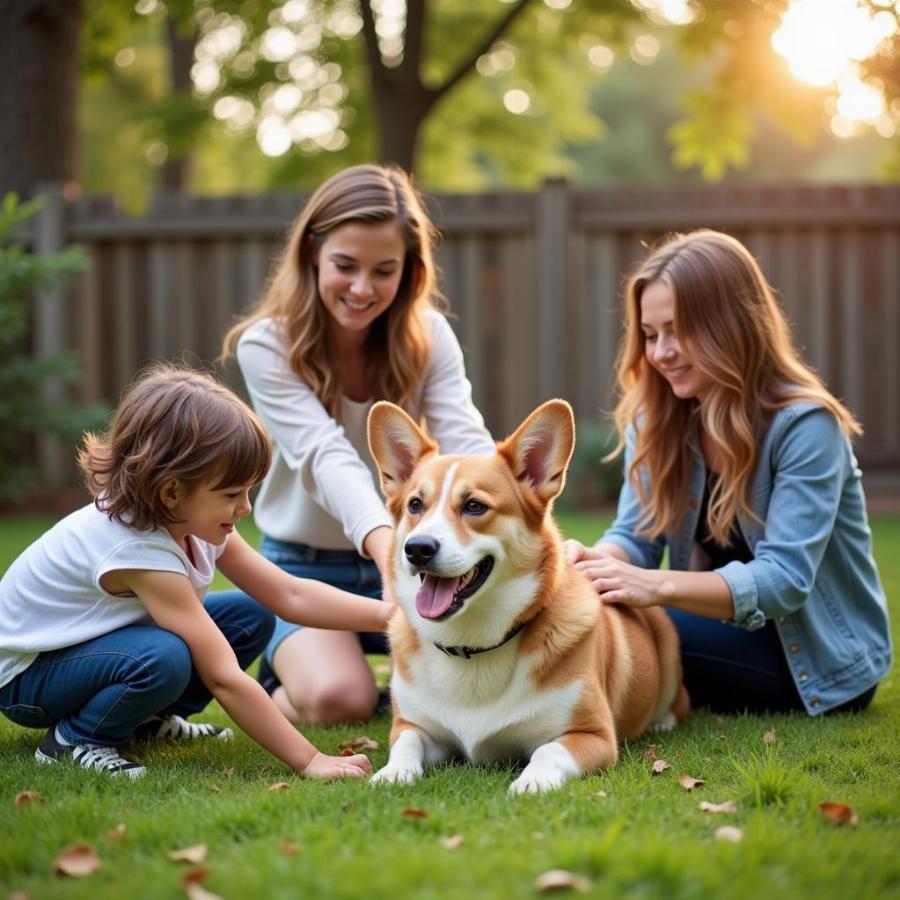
370, 761, 423, 787
650, 711, 677, 733
508, 768, 564, 795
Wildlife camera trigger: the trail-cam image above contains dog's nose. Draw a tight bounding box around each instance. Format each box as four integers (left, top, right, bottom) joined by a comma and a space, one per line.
405, 536, 440, 568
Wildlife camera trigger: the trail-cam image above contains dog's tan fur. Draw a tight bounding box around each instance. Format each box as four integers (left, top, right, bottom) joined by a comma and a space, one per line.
368, 399, 688, 793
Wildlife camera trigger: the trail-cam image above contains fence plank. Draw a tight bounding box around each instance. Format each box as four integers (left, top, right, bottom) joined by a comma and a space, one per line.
27, 182, 900, 487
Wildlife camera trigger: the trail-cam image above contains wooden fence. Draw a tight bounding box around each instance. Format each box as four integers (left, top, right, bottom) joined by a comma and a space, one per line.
28, 180, 900, 489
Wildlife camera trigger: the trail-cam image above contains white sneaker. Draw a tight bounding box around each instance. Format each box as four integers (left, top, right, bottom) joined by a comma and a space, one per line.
134, 714, 233, 742
35, 728, 146, 778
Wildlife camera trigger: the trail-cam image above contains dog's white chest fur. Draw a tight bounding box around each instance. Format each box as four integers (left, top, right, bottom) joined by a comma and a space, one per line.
394, 647, 583, 762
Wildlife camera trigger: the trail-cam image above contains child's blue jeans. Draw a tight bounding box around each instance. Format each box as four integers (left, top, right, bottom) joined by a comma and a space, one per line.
0, 592, 273, 746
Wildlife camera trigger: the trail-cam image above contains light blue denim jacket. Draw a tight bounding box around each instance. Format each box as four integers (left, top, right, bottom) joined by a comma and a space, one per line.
601, 403, 892, 715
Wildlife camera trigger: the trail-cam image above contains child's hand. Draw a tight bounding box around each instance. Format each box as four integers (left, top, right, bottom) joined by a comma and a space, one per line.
379, 587, 397, 630
301, 751, 373, 780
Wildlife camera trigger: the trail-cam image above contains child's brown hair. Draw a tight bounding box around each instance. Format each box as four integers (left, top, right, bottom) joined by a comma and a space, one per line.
79, 363, 272, 531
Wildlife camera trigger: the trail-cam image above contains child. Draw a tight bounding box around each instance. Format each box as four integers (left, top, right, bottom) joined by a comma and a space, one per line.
0, 364, 392, 778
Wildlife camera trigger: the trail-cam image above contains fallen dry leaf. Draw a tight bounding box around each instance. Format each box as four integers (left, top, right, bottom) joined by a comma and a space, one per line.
280, 840, 300, 857
440, 834, 464, 850
15, 791, 41, 807
714, 826, 744, 843
222, 767, 235, 778
763, 730, 777, 745
818, 801, 859, 826
182, 868, 211, 886
8, 891, 31, 900
209, 784, 222, 793
679, 773, 706, 791
534, 869, 592, 893
590, 790, 608, 800
53, 843, 102, 878
339, 749, 354, 757
699, 801, 737, 814
645, 744, 657, 762
651, 759, 670, 775
182, 868, 222, 900
401, 807, 428, 819
267, 782, 290, 792
107, 823, 127, 842
168, 844, 208, 865
339, 736, 379, 752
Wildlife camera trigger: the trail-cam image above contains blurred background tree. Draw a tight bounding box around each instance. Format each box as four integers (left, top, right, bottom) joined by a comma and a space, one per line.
3, 0, 898, 207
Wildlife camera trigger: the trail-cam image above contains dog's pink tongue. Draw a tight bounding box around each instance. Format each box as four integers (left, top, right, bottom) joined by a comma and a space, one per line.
415, 574, 461, 619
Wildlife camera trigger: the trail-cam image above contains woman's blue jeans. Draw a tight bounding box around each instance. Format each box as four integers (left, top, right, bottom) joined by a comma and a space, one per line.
0, 593, 274, 746
666, 609, 876, 715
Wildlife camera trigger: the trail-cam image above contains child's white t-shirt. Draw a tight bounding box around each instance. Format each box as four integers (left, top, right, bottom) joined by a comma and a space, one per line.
0, 502, 226, 689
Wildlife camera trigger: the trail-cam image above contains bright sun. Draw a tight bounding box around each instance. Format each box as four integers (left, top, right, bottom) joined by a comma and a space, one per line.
771, 0, 898, 135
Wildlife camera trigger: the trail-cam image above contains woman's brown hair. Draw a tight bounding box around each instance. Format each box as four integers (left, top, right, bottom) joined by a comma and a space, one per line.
79, 363, 272, 531
221, 164, 440, 417
613, 229, 861, 543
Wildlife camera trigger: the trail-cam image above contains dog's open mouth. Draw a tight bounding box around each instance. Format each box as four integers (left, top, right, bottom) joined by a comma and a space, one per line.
415, 556, 494, 621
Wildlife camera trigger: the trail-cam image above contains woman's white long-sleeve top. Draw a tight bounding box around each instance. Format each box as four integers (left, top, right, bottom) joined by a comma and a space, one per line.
236, 309, 494, 554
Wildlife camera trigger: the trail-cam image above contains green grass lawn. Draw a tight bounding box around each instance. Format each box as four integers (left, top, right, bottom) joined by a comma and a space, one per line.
0, 512, 898, 899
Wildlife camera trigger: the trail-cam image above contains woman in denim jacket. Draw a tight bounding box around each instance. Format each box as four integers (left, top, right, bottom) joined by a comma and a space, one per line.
566, 230, 891, 715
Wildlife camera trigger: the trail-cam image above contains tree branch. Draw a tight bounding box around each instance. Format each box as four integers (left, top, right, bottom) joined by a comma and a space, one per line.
430, 0, 534, 104
400, 0, 426, 85
359, 0, 388, 88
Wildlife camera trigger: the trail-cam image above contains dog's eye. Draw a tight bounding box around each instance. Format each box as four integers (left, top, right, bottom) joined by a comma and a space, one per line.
463, 498, 488, 515
408, 497, 424, 514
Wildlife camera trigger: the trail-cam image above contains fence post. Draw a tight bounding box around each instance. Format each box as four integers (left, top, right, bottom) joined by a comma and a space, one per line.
34, 182, 68, 487
536, 177, 570, 401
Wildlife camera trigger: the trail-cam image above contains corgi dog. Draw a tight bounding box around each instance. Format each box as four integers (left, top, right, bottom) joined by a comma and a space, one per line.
367, 399, 688, 794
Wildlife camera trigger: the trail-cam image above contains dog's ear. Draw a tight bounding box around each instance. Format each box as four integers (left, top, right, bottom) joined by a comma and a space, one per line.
497, 399, 575, 506
368, 401, 438, 498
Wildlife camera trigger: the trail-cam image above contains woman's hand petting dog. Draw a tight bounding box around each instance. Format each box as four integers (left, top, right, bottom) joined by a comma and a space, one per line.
566, 540, 669, 609
577, 557, 669, 609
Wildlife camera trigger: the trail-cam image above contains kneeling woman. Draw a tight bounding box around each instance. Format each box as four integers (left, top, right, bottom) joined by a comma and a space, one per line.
567, 230, 891, 715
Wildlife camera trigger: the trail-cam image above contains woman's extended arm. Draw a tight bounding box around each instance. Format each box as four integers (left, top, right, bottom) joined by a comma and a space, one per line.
236, 324, 392, 554
419, 313, 495, 455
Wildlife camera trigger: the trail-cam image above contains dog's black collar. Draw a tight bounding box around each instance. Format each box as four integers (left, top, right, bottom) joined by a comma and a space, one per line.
433, 617, 532, 660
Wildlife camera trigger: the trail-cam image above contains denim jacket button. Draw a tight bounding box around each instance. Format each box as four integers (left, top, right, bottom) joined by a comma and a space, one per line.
811, 697, 820, 707
789, 643, 800, 654
799, 672, 809, 682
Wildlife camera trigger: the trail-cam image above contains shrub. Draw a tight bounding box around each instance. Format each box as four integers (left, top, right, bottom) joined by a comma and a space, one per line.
0, 193, 109, 498
559, 418, 624, 511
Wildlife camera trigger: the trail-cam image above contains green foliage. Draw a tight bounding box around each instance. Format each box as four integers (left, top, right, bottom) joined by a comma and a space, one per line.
0, 195, 108, 499
557, 419, 623, 511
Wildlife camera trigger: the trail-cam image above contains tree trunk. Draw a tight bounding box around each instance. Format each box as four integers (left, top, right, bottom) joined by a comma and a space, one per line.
0, 0, 82, 199
373, 82, 433, 172
159, 16, 196, 192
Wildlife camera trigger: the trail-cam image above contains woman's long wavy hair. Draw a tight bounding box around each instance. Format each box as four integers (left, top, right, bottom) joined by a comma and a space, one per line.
613, 229, 861, 544
221, 164, 440, 418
